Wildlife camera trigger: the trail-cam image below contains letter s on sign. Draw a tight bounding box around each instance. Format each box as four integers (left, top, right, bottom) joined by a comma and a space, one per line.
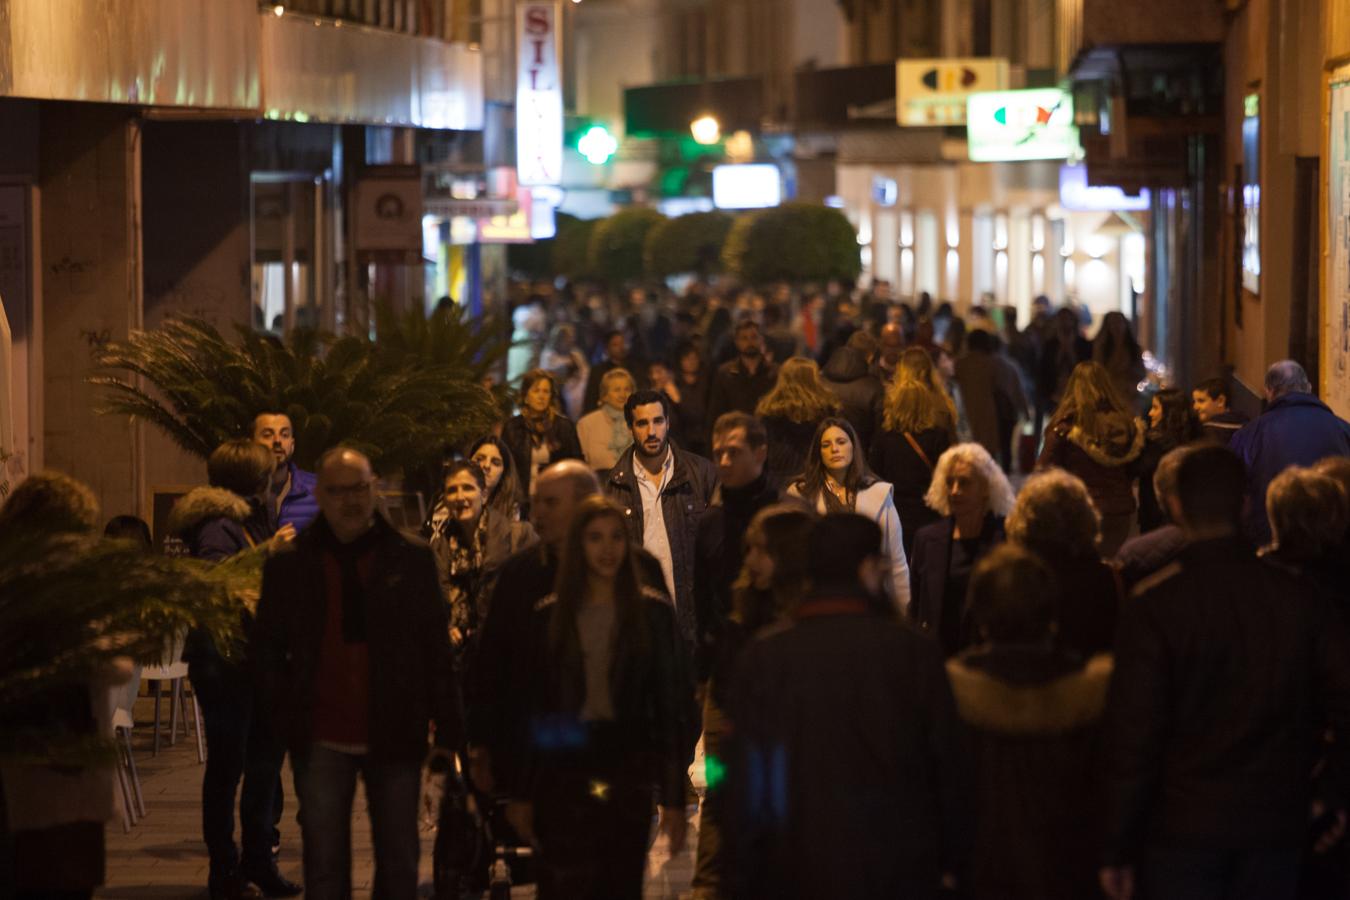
525, 8, 550, 34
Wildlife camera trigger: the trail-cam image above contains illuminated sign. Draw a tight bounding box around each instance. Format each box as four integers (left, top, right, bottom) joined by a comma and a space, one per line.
1059, 165, 1150, 212
896, 58, 1009, 126
712, 164, 782, 210
966, 88, 1079, 162
516, 2, 563, 186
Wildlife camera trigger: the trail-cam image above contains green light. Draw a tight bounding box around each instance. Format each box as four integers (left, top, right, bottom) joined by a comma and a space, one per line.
578, 125, 618, 166
704, 753, 726, 791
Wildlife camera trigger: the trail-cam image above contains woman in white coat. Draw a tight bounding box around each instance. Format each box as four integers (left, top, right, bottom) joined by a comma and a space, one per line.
787, 416, 911, 613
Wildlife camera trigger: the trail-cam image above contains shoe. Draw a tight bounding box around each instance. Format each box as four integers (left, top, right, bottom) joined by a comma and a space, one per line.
208, 871, 264, 900
242, 864, 303, 898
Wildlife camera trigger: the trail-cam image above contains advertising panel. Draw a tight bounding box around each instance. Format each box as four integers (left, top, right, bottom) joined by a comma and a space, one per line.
516, 2, 564, 187
967, 88, 1079, 162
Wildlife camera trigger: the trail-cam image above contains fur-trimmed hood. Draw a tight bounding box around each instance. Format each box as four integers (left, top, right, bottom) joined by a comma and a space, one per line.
947, 653, 1113, 735
167, 487, 251, 537
1065, 416, 1145, 467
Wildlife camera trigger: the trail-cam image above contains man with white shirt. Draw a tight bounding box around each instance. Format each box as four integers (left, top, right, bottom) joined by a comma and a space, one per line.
604, 389, 718, 643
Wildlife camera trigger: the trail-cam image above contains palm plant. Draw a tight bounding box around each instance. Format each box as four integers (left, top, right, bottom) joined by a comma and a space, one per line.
89, 304, 504, 479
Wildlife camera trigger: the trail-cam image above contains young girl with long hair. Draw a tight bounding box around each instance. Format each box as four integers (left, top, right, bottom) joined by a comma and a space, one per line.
515, 496, 689, 899
467, 434, 523, 521
1134, 389, 1199, 532
755, 356, 842, 482
787, 417, 911, 612
1036, 361, 1145, 556
692, 503, 815, 898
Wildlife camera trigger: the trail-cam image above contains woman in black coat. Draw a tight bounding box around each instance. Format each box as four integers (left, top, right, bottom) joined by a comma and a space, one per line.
510, 496, 690, 900
501, 369, 584, 510
909, 443, 1016, 658
754, 357, 841, 484
870, 347, 957, 558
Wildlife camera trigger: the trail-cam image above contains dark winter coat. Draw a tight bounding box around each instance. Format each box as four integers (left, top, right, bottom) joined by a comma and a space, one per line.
1036, 413, 1145, 517
707, 357, 778, 432
1044, 556, 1123, 661
692, 474, 782, 680
604, 444, 719, 640
1102, 538, 1350, 864
821, 347, 883, 452
1113, 524, 1187, 591
251, 515, 459, 764
467, 542, 674, 796
1229, 392, 1350, 545
516, 586, 690, 809
425, 504, 537, 634
868, 426, 951, 558
909, 515, 1006, 654
728, 591, 972, 900
501, 412, 584, 502
948, 647, 1112, 900
759, 414, 821, 484
1199, 409, 1249, 445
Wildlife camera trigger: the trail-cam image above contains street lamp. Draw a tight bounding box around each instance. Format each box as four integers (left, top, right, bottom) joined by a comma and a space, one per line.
690, 114, 721, 145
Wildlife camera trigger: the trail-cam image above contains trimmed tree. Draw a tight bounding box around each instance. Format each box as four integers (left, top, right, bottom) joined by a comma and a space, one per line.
723, 202, 862, 284
587, 207, 666, 285
644, 210, 735, 279
551, 216, 600, 282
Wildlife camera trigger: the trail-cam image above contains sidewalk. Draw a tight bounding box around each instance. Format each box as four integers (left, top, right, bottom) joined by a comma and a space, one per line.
98, 697, 700, 899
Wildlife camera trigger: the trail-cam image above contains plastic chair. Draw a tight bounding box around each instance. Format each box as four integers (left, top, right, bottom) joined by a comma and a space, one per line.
140, 630, 204, 762
111, 662, 145, 820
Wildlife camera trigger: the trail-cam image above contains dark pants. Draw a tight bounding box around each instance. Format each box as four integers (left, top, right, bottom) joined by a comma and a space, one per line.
191, 659, 286, 875
292, 744, 422, 900
1141, 847, 1301, 900
692, 694, 729, 898
533, 727, 655, 900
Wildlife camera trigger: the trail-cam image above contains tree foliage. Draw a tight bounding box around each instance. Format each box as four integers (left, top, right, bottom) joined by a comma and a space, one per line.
644, 210, 735, 278
90, 304, 502, 477
587, 207, 666, 285
723, 202, 861, 284
550, 216, 600, 282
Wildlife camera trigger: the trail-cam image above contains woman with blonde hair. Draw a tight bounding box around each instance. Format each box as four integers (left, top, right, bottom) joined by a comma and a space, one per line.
1036, 361, 1144, 556
755, 356, 842, 482
576, 367, 636, 472
909, 442, 1015, 657
870, 347, 959, 556
1006, 468, 1123, 659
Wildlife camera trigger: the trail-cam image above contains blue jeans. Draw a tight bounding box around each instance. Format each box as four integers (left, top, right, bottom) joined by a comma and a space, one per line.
292, 744, 422, 900
191, 659, 286, 874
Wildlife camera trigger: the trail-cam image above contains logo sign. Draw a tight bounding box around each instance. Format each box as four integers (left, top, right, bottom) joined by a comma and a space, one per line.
516, 2, 563, 187
1059, 165, 1150, 212
354, 166, 423, 255
896, 58, 1009, 126
966, 88, 1079, 162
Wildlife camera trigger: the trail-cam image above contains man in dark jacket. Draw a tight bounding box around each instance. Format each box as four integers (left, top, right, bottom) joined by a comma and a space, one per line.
706, 319, 778, 431
466, 460, 673, 800
728, 514, 971, 900
1113, 445, 1191, 590
1099, 445, 1350, 900
252, 448, 458, 900
605, 390, 719, 642
821, 334, 884, 452
1191, 376, 1250, 445
1229, 360, 1350, 545
692, 412, 779, 681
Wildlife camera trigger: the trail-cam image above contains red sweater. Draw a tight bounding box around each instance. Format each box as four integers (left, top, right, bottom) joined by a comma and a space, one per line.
311, 551, 373, 746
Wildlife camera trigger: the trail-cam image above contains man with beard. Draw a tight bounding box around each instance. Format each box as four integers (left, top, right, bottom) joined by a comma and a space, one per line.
605, 390, 718, 644
252, 412, 318, 535
707, 319, 778, 433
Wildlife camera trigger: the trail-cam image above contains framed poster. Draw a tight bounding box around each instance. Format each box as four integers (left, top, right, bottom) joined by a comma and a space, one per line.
1324, 70, 1350, 418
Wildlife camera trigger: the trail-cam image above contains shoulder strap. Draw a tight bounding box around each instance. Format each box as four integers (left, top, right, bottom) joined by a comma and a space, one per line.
903, 432, 934, 472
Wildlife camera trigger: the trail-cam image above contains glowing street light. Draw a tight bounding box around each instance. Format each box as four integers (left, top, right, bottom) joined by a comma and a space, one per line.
690, 114, 721, 145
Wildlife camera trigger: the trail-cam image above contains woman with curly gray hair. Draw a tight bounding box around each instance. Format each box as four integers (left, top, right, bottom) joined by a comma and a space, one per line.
1006, 469, 1124, 659
909, 443, 1015, 656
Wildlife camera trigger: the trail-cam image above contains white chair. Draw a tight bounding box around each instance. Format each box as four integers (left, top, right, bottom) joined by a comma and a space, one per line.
140, 630, 204, 762
111, 663, 145, 821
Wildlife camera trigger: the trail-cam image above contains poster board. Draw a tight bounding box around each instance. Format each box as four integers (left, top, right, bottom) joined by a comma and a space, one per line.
148, 485, 197, 557
1325, 68, 1350, 419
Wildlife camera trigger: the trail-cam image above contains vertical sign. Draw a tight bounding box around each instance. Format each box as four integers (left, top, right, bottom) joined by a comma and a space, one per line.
1242, 92, 1261, 295
516, 2, 563, 187
1325, 73, 1350, 418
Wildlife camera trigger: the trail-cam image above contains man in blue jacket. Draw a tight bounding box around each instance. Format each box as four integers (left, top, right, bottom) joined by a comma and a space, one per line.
253, 411, 319, 535
1229, 361, 1350, 545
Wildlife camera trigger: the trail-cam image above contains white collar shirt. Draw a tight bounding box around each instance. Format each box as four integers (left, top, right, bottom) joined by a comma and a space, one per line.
635, 447, 677, 603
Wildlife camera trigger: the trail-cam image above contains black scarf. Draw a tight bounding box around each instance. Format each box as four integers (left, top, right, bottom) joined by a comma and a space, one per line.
315, 515, 384, 644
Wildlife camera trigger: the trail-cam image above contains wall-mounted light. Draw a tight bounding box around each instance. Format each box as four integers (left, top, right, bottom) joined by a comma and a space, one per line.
691, 114, 721, 145
272, 4, 285, 16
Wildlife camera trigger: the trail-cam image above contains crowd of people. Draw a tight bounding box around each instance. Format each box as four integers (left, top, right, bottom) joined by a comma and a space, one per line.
7, 280, 1350, 900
